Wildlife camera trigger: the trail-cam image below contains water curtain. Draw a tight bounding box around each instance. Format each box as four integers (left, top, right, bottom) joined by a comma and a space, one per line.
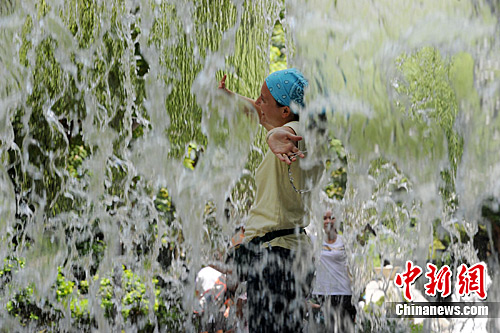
0, 0, 499, 331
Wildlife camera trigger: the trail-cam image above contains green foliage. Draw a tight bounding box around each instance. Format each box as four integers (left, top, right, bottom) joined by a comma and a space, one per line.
6, 284, 61, 327
392, 48, 485, 267
5, 265, 177, 328
18, 16, 33, 67
149, 0, 275, 158
99, 276, 114, 317
6, 268, 90, 326
6, 285, 35, 318
396, 47, 464, 208
324, 138, 348, 199
5, 1, 488, 331
183, 142, 201, 170
56, 268, 75, 302
362, 295, 385, 317
155, 187, 173, 214
0, 257, 25, 279
410, 322, 424, 333
121, 268, 149, 320
98, 267, 173, 325
70, 297, 89, 320
429, 237, 446, 260
270, 21, 287, 73
67, 143, 89, 178
324, 166, 347, 199
65, 0, 100, 48
3, 0, 163, 328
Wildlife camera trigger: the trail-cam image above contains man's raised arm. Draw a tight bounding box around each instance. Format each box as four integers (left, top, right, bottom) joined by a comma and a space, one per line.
218, 74, 260, 118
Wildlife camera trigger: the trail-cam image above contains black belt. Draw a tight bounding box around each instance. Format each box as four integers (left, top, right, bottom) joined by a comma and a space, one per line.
249, 227, 306, 246
230, 227, 305, 280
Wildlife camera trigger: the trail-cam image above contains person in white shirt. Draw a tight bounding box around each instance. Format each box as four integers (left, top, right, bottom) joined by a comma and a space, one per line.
310, 210, 356, 331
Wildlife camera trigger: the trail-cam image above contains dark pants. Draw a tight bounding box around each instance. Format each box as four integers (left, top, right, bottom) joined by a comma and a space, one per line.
247, 246, 310, 333
314, 295, 356, 332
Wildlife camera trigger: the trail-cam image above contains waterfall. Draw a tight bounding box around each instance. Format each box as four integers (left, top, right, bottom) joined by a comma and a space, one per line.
0, 0, 499, 331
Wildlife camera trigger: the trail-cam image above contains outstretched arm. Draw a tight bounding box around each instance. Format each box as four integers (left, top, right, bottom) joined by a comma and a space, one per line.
218, 74, 260, 118
266, 126, 305, 165
218, 74, 305, 163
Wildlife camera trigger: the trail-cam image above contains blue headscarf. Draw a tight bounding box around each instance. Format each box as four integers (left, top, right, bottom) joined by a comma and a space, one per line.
265, 68, 308, 112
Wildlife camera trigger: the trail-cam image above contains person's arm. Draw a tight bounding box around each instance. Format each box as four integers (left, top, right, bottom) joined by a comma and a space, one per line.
266, 126, 305, 165
218, 74, 260, 118
346, 264, 353, 283
217, 74, 305, 162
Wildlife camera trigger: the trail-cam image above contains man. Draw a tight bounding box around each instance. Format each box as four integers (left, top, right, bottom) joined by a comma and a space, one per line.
219, 68, 322, 332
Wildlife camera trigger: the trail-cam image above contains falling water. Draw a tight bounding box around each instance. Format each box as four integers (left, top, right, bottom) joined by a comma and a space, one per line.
286, 0, 500, 331
0, 0, 499, 332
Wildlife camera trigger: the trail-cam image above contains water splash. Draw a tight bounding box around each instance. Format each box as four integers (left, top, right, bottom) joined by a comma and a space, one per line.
1, 0, 499, 331
287, 0, 499, 331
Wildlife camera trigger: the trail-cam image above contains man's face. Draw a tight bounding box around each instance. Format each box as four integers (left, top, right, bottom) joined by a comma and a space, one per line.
323, 211, 336, 233
255, 81, 284, 127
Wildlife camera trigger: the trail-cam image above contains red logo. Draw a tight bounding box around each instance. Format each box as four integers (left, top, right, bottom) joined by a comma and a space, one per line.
394, 261, 488, 301
456, 263, 487, 299
394, 261, 423, 301
424, 263, 452, 298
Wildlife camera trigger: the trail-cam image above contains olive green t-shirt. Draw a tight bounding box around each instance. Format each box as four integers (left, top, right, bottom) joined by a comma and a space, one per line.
244, 121, 323, 250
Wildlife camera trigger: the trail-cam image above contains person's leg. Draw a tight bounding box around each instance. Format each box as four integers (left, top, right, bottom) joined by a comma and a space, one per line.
312, 295, 327, 330
247, 250, 270, 333
308, 295, 323, 330
323, 295, 336, 331
269, 247, 301, 333
247, 247, 305, 333
328, 295, 356, 332
341, 295, 357, 331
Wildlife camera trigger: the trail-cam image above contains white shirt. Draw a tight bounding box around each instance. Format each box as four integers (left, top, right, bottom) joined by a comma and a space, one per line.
196, 267, 222, 293
312, 235, 352, 296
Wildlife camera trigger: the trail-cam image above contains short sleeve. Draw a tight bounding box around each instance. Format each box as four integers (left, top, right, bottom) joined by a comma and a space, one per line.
283, 121, 305, 151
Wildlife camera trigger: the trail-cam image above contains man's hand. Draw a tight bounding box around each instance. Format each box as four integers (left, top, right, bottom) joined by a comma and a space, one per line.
218, 74, 262, 121
218, 74, 233, 95
267, 127, 305, 165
